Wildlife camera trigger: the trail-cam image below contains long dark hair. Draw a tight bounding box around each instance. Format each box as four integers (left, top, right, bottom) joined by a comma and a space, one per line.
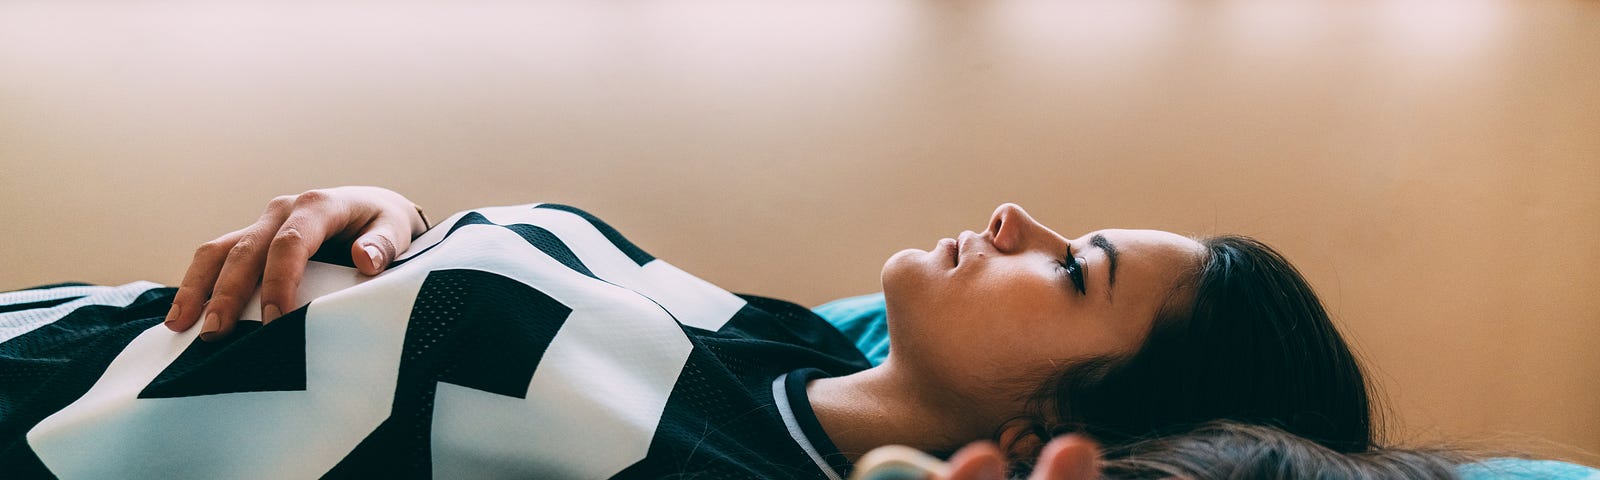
1099, 421, 1471, 479
1006, 235, 1374, 464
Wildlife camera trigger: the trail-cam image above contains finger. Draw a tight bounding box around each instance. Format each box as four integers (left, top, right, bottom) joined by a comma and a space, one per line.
349, 211, 414, 276
199, 225, 275, 341
170, 196, 295, 334
259, 192, 347, 325
1031, 435, 1101, 480
165, 233, 241, 332
940, 442, 1006, 480
194, 196, 303, 338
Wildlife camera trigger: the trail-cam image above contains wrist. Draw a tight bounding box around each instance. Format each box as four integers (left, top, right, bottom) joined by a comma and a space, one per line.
411, 203, 430, 235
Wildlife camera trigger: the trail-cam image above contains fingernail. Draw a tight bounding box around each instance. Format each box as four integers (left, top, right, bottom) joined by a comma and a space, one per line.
200, 311, 220, 340
165, 303, 180, 325
363, 245, 383, 270
263, 304, 281, 323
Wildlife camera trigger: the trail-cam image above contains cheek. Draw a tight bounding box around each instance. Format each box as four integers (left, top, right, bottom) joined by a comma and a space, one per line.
885, 259, 1090, 370
1038, 310, 1146, 364
947, 288, 1074, 369
975, 289, 1114, 374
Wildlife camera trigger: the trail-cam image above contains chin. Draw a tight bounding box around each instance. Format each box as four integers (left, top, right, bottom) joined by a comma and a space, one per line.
880, 248, 920, 281
881, 247, 942, 285
881, 253, 946, 315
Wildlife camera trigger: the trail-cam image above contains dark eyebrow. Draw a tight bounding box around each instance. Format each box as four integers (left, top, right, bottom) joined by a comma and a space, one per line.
1091, 234, 1120, 297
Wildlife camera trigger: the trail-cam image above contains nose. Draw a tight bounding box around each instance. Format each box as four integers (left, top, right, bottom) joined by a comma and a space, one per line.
984, 203, 1045, 254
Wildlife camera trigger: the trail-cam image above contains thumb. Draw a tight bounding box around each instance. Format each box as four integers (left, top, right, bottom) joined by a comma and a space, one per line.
944, 442, 1007, 480
1032, 435, 1101, 480
350, 221, 410, 275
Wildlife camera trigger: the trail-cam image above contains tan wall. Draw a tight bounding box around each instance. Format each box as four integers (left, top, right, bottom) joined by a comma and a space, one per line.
2, 0, 1596, 463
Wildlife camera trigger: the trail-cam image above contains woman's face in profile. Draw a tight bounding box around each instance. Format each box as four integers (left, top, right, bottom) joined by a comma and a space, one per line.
880, 203, 1204, 402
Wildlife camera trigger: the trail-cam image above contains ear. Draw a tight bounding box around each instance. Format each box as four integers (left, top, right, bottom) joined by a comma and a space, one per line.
1031, 434, 1102, 480
996, 422, 1046, 460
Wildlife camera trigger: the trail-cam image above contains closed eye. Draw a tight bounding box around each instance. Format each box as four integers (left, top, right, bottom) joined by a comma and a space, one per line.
1061, 246, 1087, 295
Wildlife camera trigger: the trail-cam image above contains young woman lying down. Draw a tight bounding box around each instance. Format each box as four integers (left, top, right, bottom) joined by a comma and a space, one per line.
0, 186, 1396, 478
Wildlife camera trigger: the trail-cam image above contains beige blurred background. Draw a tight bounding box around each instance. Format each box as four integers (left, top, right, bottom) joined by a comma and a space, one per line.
2, 0, 1596, 463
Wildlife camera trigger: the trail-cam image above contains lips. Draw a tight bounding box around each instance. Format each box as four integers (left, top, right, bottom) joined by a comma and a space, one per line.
939, 237, 959, 265
957, 231, 981, 256
952, 231, 992, 267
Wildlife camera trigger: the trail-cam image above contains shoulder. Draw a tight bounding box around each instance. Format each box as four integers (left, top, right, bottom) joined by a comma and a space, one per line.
1459, 458, 1600, 480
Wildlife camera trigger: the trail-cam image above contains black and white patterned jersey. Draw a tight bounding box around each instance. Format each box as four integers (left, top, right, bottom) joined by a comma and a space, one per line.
0, 203, 871, 479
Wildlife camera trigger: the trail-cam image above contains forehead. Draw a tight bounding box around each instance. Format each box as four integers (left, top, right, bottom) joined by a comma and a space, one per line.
1082, 228, 1203, 257
1078, 228, 1205, 301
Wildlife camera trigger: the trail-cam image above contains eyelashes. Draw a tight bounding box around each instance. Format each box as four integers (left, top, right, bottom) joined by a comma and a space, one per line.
1062, 247, 1087, 295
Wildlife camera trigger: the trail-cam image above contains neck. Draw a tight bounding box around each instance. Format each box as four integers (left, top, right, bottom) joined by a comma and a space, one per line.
804, 359, 995, 463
